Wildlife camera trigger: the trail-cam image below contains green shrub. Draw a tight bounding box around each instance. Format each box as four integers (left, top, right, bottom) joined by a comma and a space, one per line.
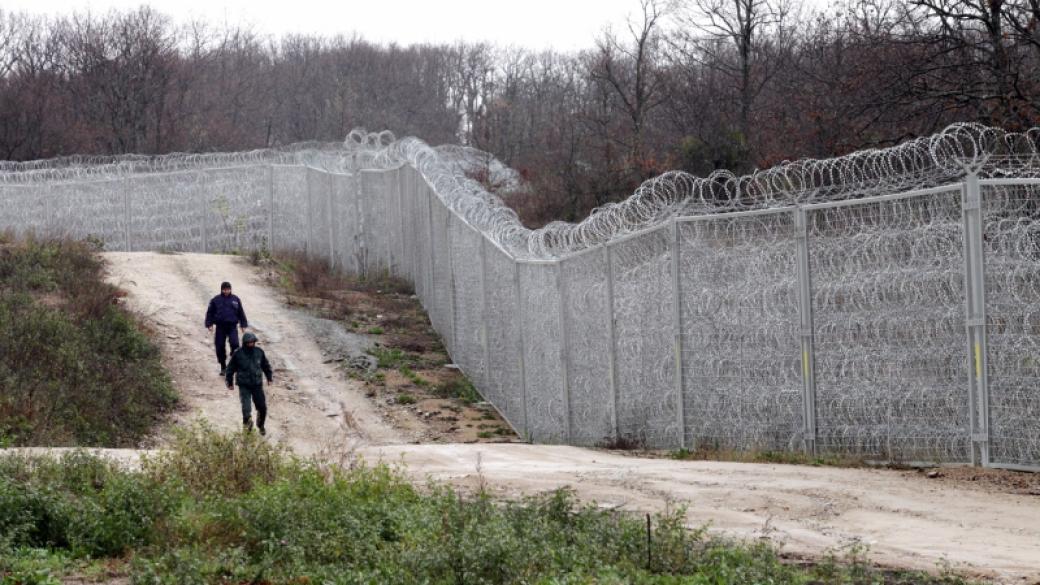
143, 423, 288, 497
0, 430, 979, 585
433, 377, 481, 405
0, 238, 176, 447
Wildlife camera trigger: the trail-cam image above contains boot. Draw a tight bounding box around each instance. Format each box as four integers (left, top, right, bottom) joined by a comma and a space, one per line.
243, 417, 253, 432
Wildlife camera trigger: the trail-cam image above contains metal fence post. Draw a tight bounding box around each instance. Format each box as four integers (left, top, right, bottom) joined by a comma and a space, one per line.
199, 173, 208, 253
446, 214, 458, 357
558, 261, 573, 443
327, 171, 335, 270
479, 236, 492, 389
123, 178, 131, 252
794, 208, 818, 455
425, 185, 436, 303
605, 243, 620, 443
396, 168, 407, 279
670, 218, 687, 449
267, 165, 275, 254
961, 174, 991, 467
514, 260, 531, 441
355, 170, 366, 275
305, 168, 313, 259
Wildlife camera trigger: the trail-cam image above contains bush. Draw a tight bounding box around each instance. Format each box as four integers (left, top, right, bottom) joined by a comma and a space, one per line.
143, 423, 288, 497
433, 377, 481, 405
0, 238, 176, 447
0, 429, 979, 585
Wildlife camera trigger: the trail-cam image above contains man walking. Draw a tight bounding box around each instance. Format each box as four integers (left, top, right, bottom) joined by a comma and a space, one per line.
225, 332, 274, 435
205, 281, 248, 376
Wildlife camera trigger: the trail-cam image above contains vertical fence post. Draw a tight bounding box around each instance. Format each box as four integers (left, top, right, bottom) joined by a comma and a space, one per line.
396, 167, 407, 279
355, 170, 366, 275
794, 208, 818, 455
605, 243, 620, 443
446, 214, 458, 358
962, 173, 991, 467
200, 173, 208, 253
305, 168, 313, 259
123, 178, 131, 252
514, 260, 531, 441
479, 236, 492, 390
425, 185, 436, 304
670, 218, 687, 449
327, 171, 335, 271
558, 261, 573, 443
267, 165, 275, 254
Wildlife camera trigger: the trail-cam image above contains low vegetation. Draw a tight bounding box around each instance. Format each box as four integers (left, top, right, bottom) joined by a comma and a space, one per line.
0, 235, 175, 447
0, 426, 976, 585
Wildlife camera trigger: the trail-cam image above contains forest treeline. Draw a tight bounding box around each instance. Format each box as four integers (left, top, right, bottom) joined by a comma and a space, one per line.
1, 0, 1038, 224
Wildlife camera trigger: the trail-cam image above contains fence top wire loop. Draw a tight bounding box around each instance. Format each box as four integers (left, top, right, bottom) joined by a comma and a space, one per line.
2, 122, 1038, 260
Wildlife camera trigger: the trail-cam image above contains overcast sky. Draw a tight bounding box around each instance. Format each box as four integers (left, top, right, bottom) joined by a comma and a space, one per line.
3, 0, 832, 51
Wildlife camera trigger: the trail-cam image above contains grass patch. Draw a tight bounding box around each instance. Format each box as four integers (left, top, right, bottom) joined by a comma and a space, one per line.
669, 447, 867, 468
433, 377, 481, 405
0, 235, 176, 447
0, 426, 977, 585
396, 393, 417, 405
398, 366, 430, 388
366, 326, 384, 335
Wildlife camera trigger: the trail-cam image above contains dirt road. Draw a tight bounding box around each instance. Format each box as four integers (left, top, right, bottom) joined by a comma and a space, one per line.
97, 252, 1039, 583
361, 444, 1040, 583
105, 252, 402, 455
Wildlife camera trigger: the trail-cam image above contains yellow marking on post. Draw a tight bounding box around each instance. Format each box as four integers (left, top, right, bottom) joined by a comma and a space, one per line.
802, 350, 809, 379
975, 343, 982, 380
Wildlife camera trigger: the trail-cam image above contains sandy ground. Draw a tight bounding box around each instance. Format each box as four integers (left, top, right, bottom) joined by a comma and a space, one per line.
49, 251, 1036, 583
360, 444, 1040, 583
104, 252, 402, 455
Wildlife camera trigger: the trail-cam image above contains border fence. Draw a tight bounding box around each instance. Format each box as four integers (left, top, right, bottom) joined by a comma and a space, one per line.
1, 125, 1039, 470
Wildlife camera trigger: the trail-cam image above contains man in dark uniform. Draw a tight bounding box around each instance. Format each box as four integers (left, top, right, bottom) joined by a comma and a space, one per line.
205, 281, 249, 376
225, 332, 274, 435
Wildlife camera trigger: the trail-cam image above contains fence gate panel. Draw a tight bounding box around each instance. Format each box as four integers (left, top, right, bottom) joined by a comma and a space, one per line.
982, 182, 1040, 470
679, 211, 804, 451
808, 189, 969, 462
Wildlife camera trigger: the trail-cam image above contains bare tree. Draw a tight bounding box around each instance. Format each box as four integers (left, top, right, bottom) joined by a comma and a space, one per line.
672, 0, 797, 153
588, 0, 669, 176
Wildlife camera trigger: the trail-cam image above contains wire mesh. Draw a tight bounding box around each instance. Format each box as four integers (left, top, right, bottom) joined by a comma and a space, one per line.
45, 179, 127, 249
273, 165, 308, 254
679, 212, 804, 451
610, 227, 682, 448
560, 248, 615, 446
482, 241, 528, 437
517, 261, 567, 443
449, 217, 488, 389
983, 183, 1040, 469
808, 191, 970, 462
5, 125, 1040, 464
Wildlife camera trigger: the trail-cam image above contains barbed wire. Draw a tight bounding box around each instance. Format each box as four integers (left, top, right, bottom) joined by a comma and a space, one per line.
3, 122, 1037, 260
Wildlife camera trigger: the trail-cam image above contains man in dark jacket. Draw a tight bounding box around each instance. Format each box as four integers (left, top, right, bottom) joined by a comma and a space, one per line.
205, 281, 249, 376
225, 332, 274, 435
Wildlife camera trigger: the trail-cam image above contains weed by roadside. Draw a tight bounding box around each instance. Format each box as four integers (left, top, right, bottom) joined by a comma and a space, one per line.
668, 447, 868, 468
0, 426, 981, 585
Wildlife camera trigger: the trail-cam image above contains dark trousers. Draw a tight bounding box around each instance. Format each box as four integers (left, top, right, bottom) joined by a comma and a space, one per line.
214, 323, 240, 367
238, 384, 267, 429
